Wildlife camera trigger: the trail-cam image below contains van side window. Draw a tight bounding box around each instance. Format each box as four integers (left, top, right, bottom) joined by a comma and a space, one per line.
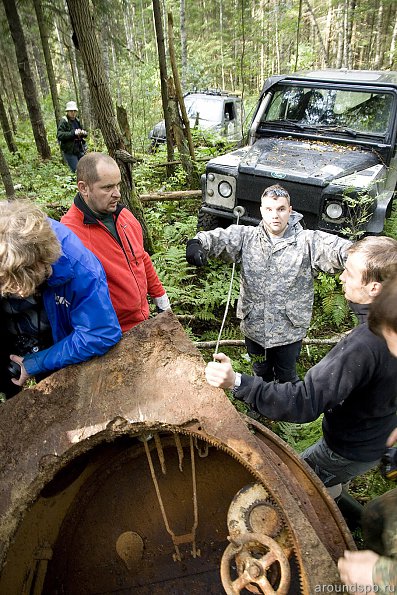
224, 102, 235, 121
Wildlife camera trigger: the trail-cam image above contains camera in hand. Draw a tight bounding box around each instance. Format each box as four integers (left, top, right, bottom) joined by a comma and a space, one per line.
7, 361, 21, 380
381, 447, 397, 481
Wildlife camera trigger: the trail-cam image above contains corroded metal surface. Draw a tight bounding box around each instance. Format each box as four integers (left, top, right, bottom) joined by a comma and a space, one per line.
0, 312, 353, 594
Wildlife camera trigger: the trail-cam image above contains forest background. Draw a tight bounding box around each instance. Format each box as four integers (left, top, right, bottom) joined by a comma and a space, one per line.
0, 0, 397, 523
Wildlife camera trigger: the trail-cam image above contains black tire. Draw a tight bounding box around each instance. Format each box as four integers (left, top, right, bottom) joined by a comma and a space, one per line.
197, 209, 220, 231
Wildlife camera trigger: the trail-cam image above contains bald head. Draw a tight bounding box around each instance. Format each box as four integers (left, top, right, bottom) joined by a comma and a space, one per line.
77, 152, 121, 215
76, 152, 119, 187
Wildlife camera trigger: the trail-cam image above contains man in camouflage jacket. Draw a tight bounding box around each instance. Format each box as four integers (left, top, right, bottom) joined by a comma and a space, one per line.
186, 184, 350, 382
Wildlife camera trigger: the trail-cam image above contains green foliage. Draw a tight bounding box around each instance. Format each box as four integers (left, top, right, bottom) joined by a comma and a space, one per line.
275, 418, 324, 453
311, 272, 352, 333
341, 188, 378, 240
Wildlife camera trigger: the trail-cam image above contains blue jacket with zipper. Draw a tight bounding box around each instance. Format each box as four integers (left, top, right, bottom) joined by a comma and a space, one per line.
23, 219, 121, 377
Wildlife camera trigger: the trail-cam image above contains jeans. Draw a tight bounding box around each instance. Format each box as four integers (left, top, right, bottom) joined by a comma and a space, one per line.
244, 337, 302, 383
301, 437, 379, 498
62, 151, 84, 173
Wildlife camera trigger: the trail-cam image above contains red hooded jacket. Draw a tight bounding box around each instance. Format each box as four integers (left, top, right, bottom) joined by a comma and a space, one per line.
61, 195, 166, 332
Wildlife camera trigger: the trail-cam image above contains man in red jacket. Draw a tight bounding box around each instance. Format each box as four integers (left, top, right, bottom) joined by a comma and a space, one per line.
61, 152, 170, 332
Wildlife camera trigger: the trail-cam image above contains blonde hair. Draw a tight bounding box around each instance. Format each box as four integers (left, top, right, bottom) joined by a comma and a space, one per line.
0, 200, 61, 297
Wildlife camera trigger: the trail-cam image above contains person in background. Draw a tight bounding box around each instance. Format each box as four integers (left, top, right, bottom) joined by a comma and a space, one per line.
0, 200, 121, 399
61, 152, 170, 332
187, 184, 350, 383
338, 273, 397, 594
57, 101, 88, 173
205, 237, 397, 506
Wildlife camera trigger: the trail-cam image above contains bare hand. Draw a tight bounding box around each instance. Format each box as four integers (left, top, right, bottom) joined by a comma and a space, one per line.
10, 354, 30, 387
205, 353, 236, 389
338, 550, 379, 591
387, 427, 397, 447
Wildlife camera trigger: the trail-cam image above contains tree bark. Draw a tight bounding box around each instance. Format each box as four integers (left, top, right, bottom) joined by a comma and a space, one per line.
180, 0, 187, 90
65, 0, 153, 253
294, 0, 303, 71
32, 0, 61, 127
152, 0, 174, 175
2, 0, 51, 160
0, 146, 15, 199
167, 12, 197, 187
304, 0, 328, 67
0, 92, 17, 153
116, 104, 132, 154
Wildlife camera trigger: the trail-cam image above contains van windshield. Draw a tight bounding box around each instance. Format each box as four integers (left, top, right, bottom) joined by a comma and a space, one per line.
184, 96, 224, 124
261, 83, 394, 136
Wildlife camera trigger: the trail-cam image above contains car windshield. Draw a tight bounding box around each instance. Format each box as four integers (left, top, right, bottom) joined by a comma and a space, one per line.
184, 95, 224, 124
261, 83, 394, 136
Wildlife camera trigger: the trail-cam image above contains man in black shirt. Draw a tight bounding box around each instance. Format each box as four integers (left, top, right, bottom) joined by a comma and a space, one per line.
205, 236, 397, 499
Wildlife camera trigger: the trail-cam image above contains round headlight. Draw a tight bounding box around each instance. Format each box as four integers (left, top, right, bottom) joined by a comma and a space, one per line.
325, 202, 343, 219
218, 181, 233, 198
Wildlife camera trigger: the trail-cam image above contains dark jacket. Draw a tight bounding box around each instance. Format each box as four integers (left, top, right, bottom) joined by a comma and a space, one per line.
57, 116, 85, 155
61, 195, 166, 332
234, 314, 397, 462
22, 220, 121, 376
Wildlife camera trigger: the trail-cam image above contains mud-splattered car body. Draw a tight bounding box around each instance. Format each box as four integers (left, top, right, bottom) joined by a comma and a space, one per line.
199, 69, 397, 236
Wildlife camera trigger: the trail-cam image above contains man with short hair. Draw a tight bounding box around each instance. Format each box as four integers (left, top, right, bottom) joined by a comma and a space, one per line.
61, 152, 170, 332
338, 274, 397, 594
57, 101, 88, 173
0, 200, 121, 399
205, 236, 397, 499
187, 184, 350, 383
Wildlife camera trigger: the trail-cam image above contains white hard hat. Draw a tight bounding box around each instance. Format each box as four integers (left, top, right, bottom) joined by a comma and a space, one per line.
65, 101, 78, 111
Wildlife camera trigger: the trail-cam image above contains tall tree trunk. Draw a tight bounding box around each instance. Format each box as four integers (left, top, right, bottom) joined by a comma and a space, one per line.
152, 0, 174, 175
65, 0, 153, 253
76, 53, 94, 129
180, 0, 187, 90
167, 12, 198, 187
219, 0, 225, 90
32, 0, 61, 127
0, 146, 15, 199
389, 14, 397, 68
373, 1, 384, 69
342, 0, 349, 68
324, 0, 333, 66
304, 0, 328, 67
54, 19, 73, 91
346, 0, 356, 69
2, 0, 51, 160
0, 93, 17, 153
67, 42, 80, 107
30, 36, 49, 97
335, 5, 344, 68
294, 0, 303, 71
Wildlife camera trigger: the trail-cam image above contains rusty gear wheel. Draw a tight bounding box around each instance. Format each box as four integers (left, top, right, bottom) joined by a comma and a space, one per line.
221, 532, 291, 595
227, 483, 285, 540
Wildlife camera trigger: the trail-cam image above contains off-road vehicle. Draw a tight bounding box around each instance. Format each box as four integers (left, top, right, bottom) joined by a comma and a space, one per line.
199, 69, 397, 236
149, 90, 244, 145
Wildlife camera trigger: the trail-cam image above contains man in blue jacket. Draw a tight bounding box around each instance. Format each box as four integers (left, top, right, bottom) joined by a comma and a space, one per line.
0, 200, 121, 399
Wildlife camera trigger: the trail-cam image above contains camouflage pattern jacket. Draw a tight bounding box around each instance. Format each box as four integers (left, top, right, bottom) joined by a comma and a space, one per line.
369, 487, 397, 593
196, 212, 350, 349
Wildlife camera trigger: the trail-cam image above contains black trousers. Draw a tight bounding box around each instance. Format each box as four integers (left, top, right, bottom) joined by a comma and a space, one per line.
244, 337, 302, 383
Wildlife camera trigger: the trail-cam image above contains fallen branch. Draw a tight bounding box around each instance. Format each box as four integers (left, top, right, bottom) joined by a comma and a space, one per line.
140, 189, 201, 202
193, 332, 349, 349
154, 156, 210, 167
